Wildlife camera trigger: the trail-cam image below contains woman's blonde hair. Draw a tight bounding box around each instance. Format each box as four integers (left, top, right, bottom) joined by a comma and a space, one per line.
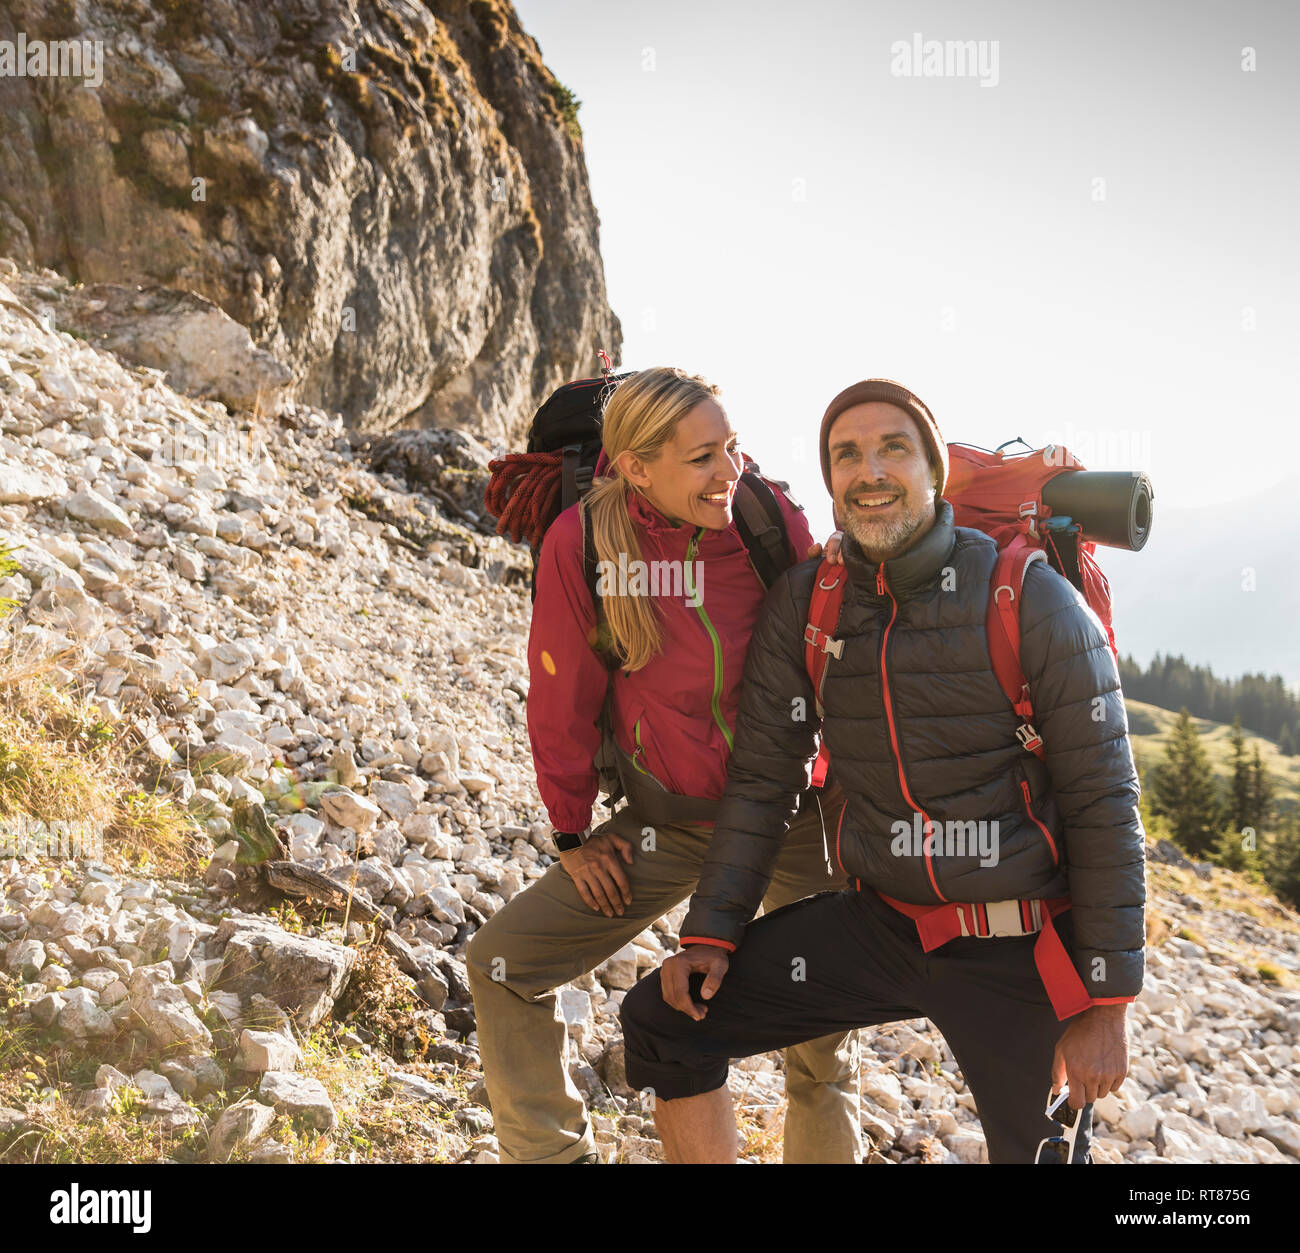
584, 367, 721, 671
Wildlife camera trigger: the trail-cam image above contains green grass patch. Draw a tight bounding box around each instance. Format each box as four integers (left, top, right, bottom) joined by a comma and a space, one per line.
1128, 699, 1300, 818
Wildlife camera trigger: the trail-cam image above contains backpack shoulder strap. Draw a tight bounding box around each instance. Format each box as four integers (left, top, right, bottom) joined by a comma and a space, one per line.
803, 558, 847, 786
581, 496, 600, 609
580, 498, 624, 810
733, 470, 793, 588
561, 444, 583, 511
987, 534, 1048, 759
581, 499, 622, 673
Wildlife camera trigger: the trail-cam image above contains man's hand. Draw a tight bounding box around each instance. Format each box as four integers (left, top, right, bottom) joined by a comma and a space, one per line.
558, 829, 634, 917
805, 531, 844, 565
660, 945, 730, 1020
1052, 1002, 1130, 1108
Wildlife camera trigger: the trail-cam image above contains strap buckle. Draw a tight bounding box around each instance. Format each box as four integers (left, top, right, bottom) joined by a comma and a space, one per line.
1016, 723, 1043, 753
804, 624, 843, 657
960, 899, 1044, 939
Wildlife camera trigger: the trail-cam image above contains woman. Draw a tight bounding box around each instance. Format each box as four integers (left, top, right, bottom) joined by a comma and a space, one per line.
466, 367, 860, 1163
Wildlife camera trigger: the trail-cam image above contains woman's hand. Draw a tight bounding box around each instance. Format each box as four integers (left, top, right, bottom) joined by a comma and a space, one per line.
805, 530, 844, 565
559, 829, 635, 916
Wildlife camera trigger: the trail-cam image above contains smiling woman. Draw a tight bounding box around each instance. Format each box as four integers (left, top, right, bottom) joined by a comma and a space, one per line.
586, 371, 743, 669
464, 366, 864, 1165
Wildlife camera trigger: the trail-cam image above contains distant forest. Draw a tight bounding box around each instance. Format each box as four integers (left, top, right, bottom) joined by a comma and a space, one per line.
1120, 653, 1300, 753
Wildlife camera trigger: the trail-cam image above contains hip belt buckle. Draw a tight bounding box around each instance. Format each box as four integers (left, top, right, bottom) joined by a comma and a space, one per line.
959, 898, 1044, 938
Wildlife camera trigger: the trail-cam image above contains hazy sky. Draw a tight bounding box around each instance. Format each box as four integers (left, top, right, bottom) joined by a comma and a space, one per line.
514, 0, 1299, 542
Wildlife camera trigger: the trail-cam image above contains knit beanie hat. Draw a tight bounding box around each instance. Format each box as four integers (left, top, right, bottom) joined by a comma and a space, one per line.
818, 380, 948, 498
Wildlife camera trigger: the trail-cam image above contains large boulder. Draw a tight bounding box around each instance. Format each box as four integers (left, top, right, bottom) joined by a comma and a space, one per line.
0, 462, 62, 504
126, 962, 213, 1051
0, 0, 621, 439
258, 1071, 337, 1132
235, 1028, 304, 1074
205, 1096, 276, 1163
212, 916, 355, 1030
51, 283, 293, 414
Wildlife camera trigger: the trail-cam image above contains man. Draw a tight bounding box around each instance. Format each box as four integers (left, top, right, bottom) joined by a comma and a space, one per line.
619, 379, 1146, 1163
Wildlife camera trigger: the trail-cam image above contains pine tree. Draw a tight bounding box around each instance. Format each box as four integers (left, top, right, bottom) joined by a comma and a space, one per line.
1209, 824, 1264, 881
1146, 708, 1224, 858
1280, 724, 1296, 757
1263, 812, 1300, 910
1228, 716, 1251, 833
1249, 744, 1274, 835
1119, 652, 1300, 743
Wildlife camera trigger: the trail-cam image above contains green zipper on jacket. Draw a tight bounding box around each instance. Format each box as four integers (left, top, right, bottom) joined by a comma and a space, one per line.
632, 718, 656, 777
631, 718, 672, 790
686, 530, 734, 751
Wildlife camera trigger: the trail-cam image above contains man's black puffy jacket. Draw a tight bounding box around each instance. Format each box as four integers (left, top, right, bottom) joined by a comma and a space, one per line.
681, 500, 1146, 1001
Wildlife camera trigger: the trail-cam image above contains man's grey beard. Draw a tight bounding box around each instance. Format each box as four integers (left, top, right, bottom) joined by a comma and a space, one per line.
841, 490, 933, 563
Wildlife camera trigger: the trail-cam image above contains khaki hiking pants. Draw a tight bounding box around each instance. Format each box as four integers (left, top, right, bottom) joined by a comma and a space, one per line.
466, 792, 862, 1163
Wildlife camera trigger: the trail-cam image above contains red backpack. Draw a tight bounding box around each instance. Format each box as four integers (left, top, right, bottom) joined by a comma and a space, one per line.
804, 440, 1124, 787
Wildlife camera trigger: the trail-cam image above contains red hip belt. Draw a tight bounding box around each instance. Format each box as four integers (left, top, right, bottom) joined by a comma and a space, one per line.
875, 890, 1093, 1021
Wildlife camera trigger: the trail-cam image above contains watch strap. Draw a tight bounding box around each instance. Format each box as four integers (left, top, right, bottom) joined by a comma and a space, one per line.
551, 829, 587, 853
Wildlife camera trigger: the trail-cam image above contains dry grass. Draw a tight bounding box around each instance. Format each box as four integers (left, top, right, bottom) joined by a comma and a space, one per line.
330, 942, 426, 1060
0, 641, 115, 823
1148, 857, 1300, 937
724, 1065, 787, 1163
0, 954, 475, 1165
0, 973, 214, 1163
0, 1087, 204, 1165
736, 1096, 785, 1162
1146, 857, 1298, 989
285, 1028, 473, 1163
1145, 904, 1174, 949
0, 630, 199, 878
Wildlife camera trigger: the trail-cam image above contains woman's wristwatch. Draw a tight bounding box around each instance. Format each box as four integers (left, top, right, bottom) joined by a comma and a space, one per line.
551, 828, 590, 853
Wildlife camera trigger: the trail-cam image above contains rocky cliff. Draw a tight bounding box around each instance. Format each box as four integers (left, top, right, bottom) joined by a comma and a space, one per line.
0, 0, 620, 441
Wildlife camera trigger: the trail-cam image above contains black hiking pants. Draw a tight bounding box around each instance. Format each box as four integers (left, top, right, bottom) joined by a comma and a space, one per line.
621, 885, 1094, 1163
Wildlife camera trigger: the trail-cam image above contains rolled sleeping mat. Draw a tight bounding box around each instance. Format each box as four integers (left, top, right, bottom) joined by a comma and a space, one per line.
1040, 471, 1154, 551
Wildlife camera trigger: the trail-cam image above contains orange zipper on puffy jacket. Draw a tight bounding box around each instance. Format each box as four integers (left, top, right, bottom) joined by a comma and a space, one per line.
1020, 778, 1060, 865
876, 564, 948, 902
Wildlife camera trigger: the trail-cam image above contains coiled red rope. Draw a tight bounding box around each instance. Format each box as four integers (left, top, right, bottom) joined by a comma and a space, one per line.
484, 451, 564, 548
